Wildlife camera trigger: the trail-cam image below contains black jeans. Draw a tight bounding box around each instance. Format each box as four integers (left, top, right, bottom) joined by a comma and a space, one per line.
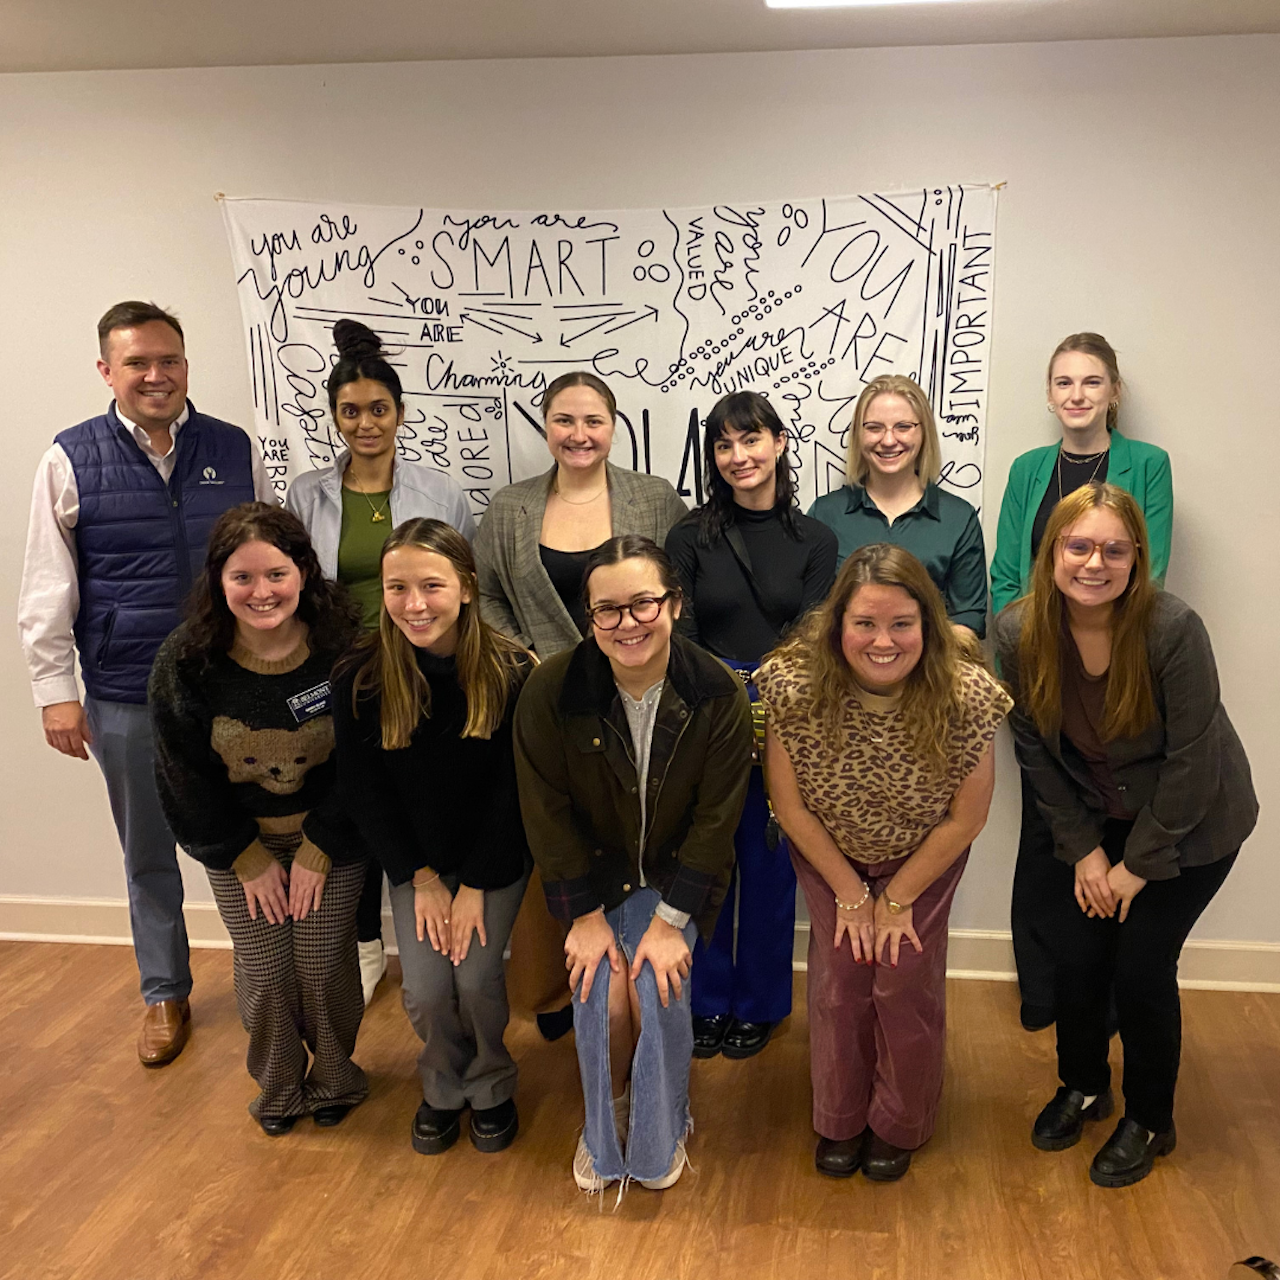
1047, 818, 1236, 1133
1011, 771, 1058, 1018
356, 858, 385, 944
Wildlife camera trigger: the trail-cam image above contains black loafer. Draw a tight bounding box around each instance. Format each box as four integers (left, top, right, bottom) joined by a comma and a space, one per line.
313, 1103, 354, 1128
469, 1098, 519, 1153
1020, 1002, 1055, 1032
693, 1014, 731, 1059
1089, 1118, 1176, 1188
815, 1132, 863, 1178
862, 1131, 912, 1182
259, 1114, 299, 1136
1032, 1086, 1114, 1151
721, 1019, 774, 1060
411, 1102, 463, 1155
536, 1005, 575, 1043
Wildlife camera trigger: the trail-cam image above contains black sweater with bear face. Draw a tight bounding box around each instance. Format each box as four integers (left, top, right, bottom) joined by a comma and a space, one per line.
148, 627, 363, 880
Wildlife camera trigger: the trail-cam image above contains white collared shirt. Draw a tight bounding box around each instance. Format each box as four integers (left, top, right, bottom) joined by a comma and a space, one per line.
18, 404, 276, 706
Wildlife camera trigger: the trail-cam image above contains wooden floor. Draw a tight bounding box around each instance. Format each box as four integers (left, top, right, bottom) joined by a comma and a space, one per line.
1, 942, 1277, 1280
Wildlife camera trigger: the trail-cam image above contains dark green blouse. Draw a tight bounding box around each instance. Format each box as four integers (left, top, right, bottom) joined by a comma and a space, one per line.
337, 487, 392, 630
806, 483, 989, 636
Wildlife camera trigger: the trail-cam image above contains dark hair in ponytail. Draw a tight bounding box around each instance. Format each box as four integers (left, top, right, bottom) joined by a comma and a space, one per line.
326, 319, 404, 413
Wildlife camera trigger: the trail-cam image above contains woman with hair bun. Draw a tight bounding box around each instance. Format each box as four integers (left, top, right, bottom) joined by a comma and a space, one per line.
991, 333, 1174, 1033
665, 390, 837, 1061
757, 543, 1010, 1182
149, 503, 367, 1134
332, 519, 534, 1157
286, 318, 476, 1004
808, 373, 988, 639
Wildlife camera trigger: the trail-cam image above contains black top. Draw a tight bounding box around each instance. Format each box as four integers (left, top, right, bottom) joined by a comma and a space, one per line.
665, 505, 839, 663
332, 648, 532, 889
539, 543, 596, 637
1030, 448, 1111, 559
149, 632, 362, 871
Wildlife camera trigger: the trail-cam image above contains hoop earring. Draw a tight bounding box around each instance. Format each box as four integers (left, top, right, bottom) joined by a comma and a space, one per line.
1047, 404, 1055, 413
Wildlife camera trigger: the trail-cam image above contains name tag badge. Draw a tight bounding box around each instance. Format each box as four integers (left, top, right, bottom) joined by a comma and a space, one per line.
288, 682, 332, 723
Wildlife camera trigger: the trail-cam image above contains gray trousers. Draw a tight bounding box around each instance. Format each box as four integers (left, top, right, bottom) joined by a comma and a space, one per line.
389, 866, 529, 1112
86, 697, 192, 1005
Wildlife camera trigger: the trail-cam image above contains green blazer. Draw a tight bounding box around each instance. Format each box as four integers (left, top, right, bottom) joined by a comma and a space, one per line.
990, 429, 1173, 615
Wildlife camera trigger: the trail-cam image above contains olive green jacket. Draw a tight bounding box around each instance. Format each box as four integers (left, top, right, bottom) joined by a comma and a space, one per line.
513, 632, 753, 939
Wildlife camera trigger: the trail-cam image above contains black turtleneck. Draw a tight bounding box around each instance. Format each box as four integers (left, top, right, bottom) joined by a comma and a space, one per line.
665, 504, 838, 664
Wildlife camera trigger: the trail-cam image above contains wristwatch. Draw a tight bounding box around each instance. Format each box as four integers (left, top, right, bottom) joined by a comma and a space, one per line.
884, 896, 909, 915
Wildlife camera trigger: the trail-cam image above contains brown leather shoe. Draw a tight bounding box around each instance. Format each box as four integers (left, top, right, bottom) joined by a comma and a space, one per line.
137, 999, 190, 1067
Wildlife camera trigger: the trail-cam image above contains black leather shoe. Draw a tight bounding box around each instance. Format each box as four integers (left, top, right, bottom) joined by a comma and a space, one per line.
815, 1132, 863, 1178
469, 1098, 519, 1153
313, 1103, 354, 1128
693, 1014, 731, 1059
861, 1131, 912, 1182
722, 1020, 774, 1060
536, 1005, 575, 1043
259, 1114, 299, 1136
1020, 1002, 1055, 1032
411, 1102, 463, 1155
1090, 1118, 1176, 1188
1032, 1086, 1114, 1151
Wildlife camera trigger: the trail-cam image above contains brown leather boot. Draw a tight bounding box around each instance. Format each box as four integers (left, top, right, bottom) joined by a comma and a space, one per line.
137, 999, 190, 1067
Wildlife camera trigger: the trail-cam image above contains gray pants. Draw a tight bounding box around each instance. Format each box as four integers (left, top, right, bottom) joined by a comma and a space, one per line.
86, 697, 191, 1004
389, 867, 530, 1112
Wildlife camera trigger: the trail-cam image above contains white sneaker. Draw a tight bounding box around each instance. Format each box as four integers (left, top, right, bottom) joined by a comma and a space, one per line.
573, 1133, 616, 1193
639, 1138, 688, 1191
358, 940, 387, 1006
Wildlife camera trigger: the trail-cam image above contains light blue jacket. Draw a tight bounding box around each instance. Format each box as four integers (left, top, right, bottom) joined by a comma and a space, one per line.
284, 452, 476, 579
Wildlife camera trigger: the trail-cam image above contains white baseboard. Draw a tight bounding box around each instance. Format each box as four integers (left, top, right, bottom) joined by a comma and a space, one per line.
3, 897, 1280, 992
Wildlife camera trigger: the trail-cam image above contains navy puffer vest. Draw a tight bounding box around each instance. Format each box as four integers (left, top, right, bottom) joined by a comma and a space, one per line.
58, 402, 258, 703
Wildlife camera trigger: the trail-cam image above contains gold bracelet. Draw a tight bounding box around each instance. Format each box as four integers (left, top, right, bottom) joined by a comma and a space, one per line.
884, 895, 909, 915
413, 872, 441, 890
834, 884, 870, 912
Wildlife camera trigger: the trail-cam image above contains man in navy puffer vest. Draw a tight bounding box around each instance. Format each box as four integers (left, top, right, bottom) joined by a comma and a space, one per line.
19, 301, 274, 1066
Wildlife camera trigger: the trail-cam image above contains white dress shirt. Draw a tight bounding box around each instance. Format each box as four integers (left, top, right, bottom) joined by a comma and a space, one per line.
18, 405, 276, 707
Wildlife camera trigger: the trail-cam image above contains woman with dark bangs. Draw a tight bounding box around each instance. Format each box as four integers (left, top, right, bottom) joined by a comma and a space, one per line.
332, 519, 534, 1157
665, 391, 837, 1061
149, 503, 367, 1134
994, 483, 1254, 1188
757, 544, 1010, 1181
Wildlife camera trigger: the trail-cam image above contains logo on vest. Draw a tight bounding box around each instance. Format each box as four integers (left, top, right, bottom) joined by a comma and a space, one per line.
200, 466, 224, 485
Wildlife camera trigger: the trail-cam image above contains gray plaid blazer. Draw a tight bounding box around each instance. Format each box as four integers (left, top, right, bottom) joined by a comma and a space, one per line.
474, 462, 689, 657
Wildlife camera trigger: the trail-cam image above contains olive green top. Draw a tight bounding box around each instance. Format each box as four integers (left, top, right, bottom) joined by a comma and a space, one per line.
337, 486, 392, 629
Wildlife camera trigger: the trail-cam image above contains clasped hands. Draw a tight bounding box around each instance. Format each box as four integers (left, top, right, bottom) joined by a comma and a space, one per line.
414, 875, 487, 966
833, 883, 922, 967
565, 908, 691, 1009
1074, 847, 1147, 922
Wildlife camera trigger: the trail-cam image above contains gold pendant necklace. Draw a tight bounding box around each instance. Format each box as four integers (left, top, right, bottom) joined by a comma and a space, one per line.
553, 478, 608, 506
1057, 447, 1108, 503
349, 482, 390, 523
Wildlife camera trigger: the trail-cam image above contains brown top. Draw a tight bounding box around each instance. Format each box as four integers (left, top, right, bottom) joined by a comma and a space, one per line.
1060, 631, 1129, 819
756, 657, 1011, 864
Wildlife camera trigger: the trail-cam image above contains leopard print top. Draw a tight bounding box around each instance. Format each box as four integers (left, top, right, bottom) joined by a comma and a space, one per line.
756, 657, 1011, 864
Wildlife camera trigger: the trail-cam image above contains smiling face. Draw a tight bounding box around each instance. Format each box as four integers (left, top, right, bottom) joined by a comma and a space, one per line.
334, 377, 403, 462
1052, 506, 1135, 613
545, 385, 616, 474
382, 545, 471, 656
859, 392, 923, 481
840, 583, 924, 696
587, 557, 681, 685
221, 540, 304, 640
97, 320, 189, 432
713, 423, 785, 503
1049, 350, 1117, 442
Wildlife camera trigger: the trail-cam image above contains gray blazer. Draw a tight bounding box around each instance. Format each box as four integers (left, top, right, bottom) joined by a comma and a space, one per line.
993, 591, 1257, 881
474, 462, 688, 656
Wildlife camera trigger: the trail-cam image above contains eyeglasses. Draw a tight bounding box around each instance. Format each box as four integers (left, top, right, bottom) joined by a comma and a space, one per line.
1057, 536, 1136, 566
588, 592, 676, 630
862, 421, 920, 439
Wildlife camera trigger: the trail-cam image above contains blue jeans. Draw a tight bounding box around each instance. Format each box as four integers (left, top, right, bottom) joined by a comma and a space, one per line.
573, 887, 698, 1183
86, 697, 192, 1004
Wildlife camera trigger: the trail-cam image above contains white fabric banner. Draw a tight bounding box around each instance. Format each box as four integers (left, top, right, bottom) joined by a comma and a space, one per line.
221, 187, 997, 516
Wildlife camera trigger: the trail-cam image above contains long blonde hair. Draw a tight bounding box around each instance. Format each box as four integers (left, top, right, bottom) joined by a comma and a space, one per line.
1016, 483, 1156, 740
346, 519, 531, 748
845, 374, 942, 488
767, 543, 973, 776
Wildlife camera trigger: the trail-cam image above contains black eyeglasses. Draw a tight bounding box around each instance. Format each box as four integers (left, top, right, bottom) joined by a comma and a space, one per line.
588, 592, 676, 631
